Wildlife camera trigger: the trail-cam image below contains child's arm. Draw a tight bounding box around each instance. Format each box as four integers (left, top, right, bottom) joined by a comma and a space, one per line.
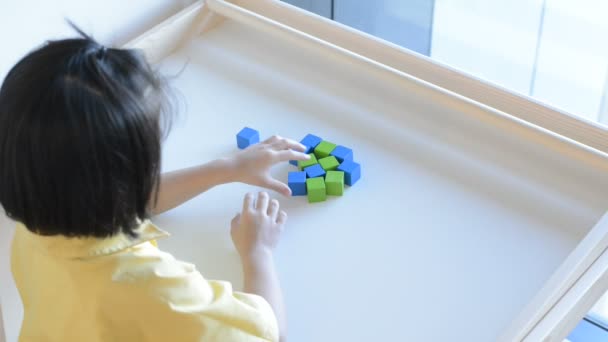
151, 136, 309, 215
231, 192, 288, 341
242, 252, 285, 341
108, 192, 288, 341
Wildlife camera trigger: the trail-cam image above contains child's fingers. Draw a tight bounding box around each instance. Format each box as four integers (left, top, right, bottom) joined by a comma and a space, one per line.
243, 192, 255, 212
255, 191, 270, 212
268, 199, 280, 219
230, 213, 241, 228
274, 150, 310, 163
264, 177, 291, 196
262, 135, 281, 144
283, 139, 307, 152
262, 135, 306, 151
277, 210, 288, 225
270, 139, 306, 152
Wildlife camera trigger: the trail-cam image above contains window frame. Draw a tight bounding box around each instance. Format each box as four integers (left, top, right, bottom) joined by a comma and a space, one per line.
568, 315, 608, 341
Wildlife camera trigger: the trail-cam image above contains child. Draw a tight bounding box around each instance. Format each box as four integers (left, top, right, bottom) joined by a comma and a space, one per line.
0, 29, 310, 342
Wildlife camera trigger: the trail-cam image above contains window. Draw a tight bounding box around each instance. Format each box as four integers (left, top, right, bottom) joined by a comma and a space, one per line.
283, 0, 608, 125
567, 315, 608, 341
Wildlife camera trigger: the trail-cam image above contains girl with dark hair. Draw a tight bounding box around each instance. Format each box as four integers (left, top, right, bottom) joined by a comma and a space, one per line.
0, 30, 308, 342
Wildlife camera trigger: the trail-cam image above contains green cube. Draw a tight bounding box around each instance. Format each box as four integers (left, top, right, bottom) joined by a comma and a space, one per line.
306, 177, 327, 203
325, 171, 344, 196
314, 141, 337, 159
318, 156, 340, 171
297, 153, 317, 170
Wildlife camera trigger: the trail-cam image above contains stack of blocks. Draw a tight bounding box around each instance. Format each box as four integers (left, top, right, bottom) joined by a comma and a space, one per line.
237, 128, 361, 203
289, 134, 361, 203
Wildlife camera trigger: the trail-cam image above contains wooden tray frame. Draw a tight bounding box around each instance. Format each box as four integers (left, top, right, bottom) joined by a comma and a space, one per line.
122, 1, 608, 341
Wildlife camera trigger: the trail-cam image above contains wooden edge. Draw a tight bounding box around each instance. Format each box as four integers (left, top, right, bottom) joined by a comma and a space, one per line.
498, 212, 608, 341
189, 4, 226, 41
122, 1, 221, 64
206, 0, 608, 174
523, 246, 608, 341
237, 0, 608, 155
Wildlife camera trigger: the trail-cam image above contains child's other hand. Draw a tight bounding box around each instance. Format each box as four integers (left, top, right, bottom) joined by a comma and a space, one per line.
227, 135, 310, 196
231, 192, 287, 261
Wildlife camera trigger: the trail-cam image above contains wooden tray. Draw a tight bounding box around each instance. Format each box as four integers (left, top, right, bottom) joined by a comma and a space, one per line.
3, 1, 608, 341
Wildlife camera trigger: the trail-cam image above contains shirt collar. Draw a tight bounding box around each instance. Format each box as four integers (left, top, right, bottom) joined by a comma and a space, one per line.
16, 220, 170, 259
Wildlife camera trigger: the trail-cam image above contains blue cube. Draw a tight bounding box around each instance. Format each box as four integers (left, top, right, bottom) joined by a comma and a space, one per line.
288, 171, 307, 196
337, 160, 360, 186
290, 134, 322, 165
304, 164, 326, 179
300, 134, 322, 154
330, 145, 353, 163
237, 127, 260, 149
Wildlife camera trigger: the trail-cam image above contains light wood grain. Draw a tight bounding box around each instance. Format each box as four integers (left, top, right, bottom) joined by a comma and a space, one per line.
123, 1, 209, 63
524, 246, 608, 341
500, 212, 608, 341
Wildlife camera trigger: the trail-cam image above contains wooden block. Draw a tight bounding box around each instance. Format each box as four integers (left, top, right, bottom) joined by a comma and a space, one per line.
330, 145, 353, 163
337, 160, 361, 186
306, 177, 326, 203
297, 153, 317, 170
314, 141, 337, 159
304, 164, 326, 178
325, 171, 344, 196
236, 127, 259, 149
318, 156, 340, 171
300, 133, 323, 154
290, 133, 322, 165
288, 171, 307, 196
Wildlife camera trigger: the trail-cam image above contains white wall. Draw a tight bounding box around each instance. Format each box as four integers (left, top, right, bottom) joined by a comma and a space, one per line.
0, 2, 195, 341
0, 0, 195, 82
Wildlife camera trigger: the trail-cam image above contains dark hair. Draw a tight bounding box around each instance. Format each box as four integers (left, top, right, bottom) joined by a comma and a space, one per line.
0, 28, 171, 238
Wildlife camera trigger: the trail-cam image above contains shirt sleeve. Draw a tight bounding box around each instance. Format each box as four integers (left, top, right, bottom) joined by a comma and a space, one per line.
101, 243, 279, 342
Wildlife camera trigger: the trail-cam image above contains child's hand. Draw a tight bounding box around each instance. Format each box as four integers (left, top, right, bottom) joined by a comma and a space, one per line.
231, 192, 288, 340
227, 135, 310, 196
231, 192, 287, 262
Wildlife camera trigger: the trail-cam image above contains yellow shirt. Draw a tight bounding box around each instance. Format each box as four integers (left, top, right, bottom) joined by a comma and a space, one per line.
10, 221, 279, 342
